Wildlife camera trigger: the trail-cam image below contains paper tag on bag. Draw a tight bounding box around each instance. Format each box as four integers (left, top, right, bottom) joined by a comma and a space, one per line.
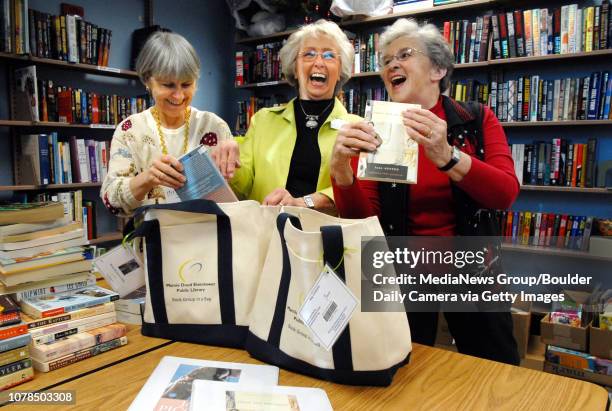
93, 244, 145, 298
298, 264, 358, 351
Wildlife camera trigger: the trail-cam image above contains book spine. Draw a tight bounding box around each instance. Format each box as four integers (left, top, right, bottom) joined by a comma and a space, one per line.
0, 334, 31, 352
31, 312, 117, 346
37, 292, 119, 318
31, 323, 126, 361
37, 336, 127, 372
0, 346, 29, 368
0, 323, 28, 340
0, 358, 31, 377
0, 366, 33, 390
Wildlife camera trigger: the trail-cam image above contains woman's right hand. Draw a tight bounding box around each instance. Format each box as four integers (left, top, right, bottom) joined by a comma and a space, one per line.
145, 154, 186, 190
330, 121, 380, 186
210, 140, 241, 179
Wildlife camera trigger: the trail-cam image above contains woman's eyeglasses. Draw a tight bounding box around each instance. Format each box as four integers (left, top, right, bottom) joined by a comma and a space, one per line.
379, 47, 424, 68
299, 50, 338, 61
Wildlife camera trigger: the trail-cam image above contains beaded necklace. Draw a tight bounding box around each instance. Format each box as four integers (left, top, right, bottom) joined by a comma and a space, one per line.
151, 105, 191, 155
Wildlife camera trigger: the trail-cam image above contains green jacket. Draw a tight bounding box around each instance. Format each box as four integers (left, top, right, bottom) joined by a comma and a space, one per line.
230, 98, 361, 203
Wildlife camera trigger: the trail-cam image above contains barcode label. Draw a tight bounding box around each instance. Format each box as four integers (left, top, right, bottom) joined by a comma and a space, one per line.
323, 302, 337, 322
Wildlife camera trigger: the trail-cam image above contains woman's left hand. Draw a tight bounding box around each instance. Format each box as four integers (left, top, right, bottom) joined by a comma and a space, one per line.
402, 108, 452, 168
263, 188, 304, 207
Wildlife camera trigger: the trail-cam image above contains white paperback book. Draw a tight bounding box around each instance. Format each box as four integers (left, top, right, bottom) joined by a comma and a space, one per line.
357, 100, 420, 184
190, 381, 333, 411
128, 356, 279, 411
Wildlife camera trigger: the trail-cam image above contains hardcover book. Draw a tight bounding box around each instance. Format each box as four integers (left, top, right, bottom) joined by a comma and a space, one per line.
357, 100, 420, 184
19, 284, 118, 318
128, 356, 279, 411
0, 202, 64, 225
190, 381, 333, 411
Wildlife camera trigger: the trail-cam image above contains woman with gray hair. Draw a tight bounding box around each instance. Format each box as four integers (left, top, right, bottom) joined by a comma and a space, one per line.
101, 32, 232, 216
214, 19, 360, 210
330, 19, 520, 365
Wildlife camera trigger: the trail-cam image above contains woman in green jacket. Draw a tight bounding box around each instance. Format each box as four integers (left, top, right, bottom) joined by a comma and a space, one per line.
214, 20, 369, 211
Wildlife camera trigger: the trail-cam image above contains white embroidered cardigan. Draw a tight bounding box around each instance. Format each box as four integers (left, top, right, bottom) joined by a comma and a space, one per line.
100, 107, 233, 217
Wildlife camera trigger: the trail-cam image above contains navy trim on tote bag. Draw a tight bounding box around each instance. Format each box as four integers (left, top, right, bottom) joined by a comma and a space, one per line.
128, 199, 245, 348
246, 214, 410, 385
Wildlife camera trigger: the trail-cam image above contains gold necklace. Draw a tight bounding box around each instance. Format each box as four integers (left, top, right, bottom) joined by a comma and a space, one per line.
152, 106, 191, 155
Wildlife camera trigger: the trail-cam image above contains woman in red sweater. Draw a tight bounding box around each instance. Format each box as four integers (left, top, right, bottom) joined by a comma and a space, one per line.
330, 18, 520, 365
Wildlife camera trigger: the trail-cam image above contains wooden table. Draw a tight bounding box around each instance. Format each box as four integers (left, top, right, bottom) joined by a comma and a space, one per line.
6, 324, 170, 393
7, 342, 607, 411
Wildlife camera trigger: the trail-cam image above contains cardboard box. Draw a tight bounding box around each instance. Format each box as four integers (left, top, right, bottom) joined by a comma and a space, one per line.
540, 314, 589, 351
590, 326, 612, 360
512, 301, 532, 358
544, 362, 612, 387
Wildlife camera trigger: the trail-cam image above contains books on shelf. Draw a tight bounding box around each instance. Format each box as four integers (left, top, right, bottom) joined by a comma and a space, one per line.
340, 86, 388, 117
510, 139, 598, 188
29, 310, 117, 345
0, 290, 32, 389
128, 356, 280, 411
454, 70, 612, 122
234, 41, 284, 85
190, 381, 333, 411
19, 284, 118, 318
498, 211, 594, 251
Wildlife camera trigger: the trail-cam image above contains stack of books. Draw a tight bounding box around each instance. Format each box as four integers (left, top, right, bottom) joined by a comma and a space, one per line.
0, 295, 33, 389
114, 286, 145, 325
18, 284, 126, 372
0, 202, 92, 291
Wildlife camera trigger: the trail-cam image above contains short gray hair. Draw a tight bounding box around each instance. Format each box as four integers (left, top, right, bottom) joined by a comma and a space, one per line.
379, 18, 454, 93
279, 20, 354, 92
136, 32, 201, 85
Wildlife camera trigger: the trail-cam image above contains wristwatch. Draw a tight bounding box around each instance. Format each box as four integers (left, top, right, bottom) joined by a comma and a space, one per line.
303, 195, 315, 209
438, 146, 461, 172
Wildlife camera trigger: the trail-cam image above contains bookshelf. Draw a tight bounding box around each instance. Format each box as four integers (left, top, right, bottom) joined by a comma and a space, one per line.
0, 120, 117, 129
0, 183, 102, 191
234, 0, 612, 256
0, 52, 139, 79
88, 231, 123, 245
501, 243, 612, 262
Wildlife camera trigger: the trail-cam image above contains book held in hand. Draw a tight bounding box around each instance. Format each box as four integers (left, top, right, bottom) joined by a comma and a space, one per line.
190, 381, 333, 411
174, 146, 238, 203
128, 356, 279, 411
357, 100, 420, 184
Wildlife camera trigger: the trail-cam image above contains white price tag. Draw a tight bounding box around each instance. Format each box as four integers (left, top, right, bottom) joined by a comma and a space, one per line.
97, 65, 121, 73
93, 243, 145, 297
298, 264, 358, 351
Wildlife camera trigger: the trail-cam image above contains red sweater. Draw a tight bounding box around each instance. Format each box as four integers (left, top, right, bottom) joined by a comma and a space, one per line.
333, 97, 519, 236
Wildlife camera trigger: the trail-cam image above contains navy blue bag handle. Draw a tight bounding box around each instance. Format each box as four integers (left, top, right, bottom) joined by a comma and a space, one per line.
268, 213, 302, 346
267, 214, 354, 372
320, 225, 354, 371
127, 199, 235, 326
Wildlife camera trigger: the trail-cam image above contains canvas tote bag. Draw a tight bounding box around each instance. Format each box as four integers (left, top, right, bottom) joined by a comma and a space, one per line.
128, 199, 278, 348
246, 207, 412, 385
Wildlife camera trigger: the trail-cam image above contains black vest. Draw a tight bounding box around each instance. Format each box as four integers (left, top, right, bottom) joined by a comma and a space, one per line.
378, 96, 500, 237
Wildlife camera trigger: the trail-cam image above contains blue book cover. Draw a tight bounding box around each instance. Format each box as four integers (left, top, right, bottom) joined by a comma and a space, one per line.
175, 146, 238, 203
38, 134, 50, 185
0, 333, 31, 353
81, 91, 89, 124
52, 132, 61, 184
603, 77, 612, 119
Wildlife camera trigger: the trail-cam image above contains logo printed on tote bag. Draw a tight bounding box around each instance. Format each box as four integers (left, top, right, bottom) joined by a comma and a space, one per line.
178, 258, 205, 283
